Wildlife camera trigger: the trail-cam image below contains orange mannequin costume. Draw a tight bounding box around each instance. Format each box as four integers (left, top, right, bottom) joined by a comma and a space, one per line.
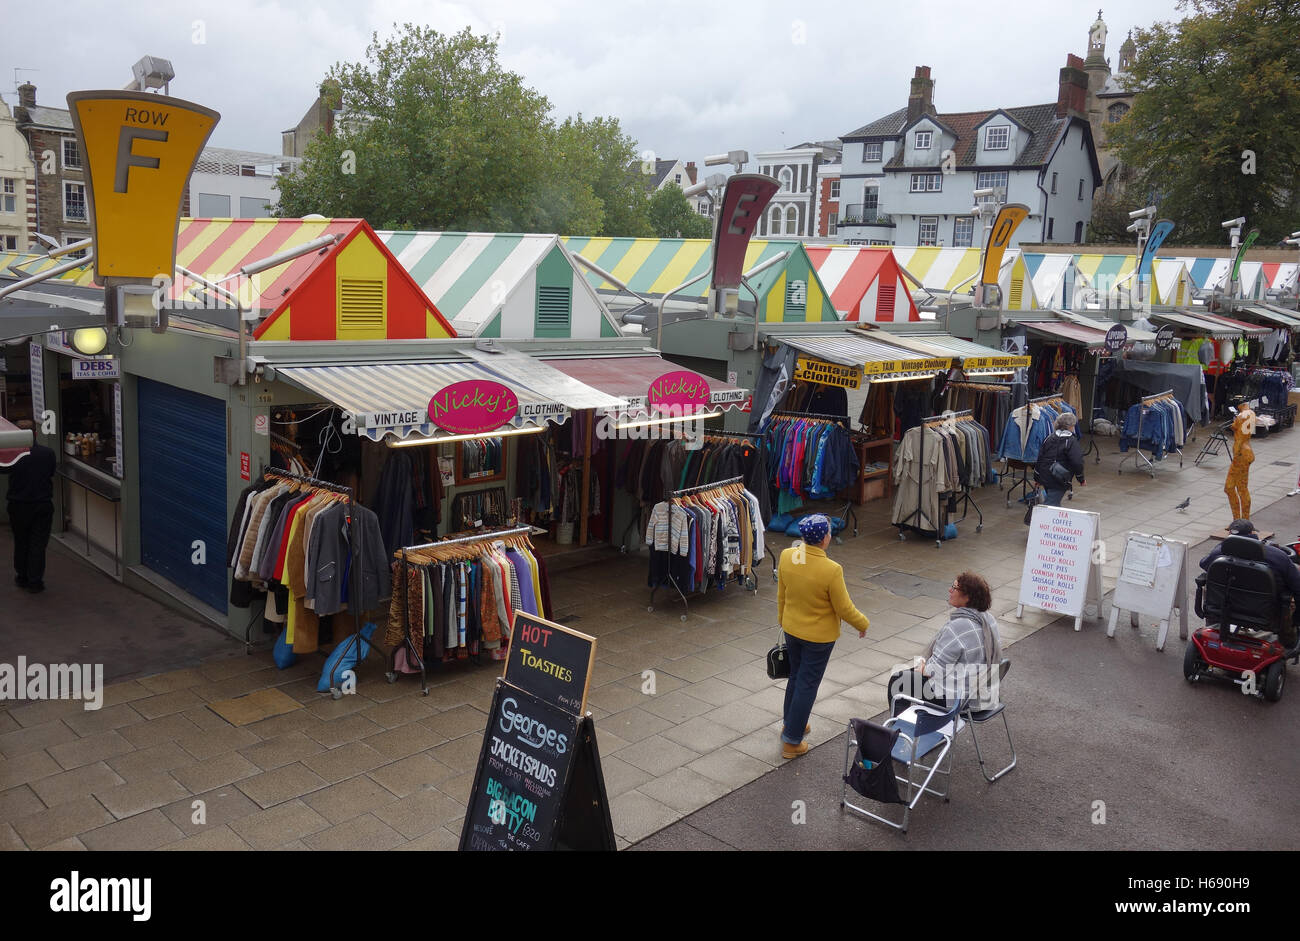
1225, 404, 1256, 519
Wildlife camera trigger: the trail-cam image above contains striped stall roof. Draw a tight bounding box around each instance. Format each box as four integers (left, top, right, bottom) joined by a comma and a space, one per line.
0, 250, 97, 287
0, 416, 31, 467
768, 332, 953, 377
1270, 264, 1298, 293
804, 246, 918, 322
1073, 253, 1136, 293
275, 360, 583, 441
890, 332, 1030, 372
377, 231, 553, 331
1161, 256, 1231, 292
564, 236, 787, 299
1186, 310, 1271, 337
539, 355, 750, 414
1022, 320, 1112, 351
890, 247, 986, 292
174, 218, 360, 312
1022, 253, 1072, 309
1149, 310, 1242, 340
1151, 258, 1190, 305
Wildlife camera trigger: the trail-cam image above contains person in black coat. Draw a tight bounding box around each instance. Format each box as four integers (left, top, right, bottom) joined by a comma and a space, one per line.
1, 439, 57, 593
1034, 412, 1085, 507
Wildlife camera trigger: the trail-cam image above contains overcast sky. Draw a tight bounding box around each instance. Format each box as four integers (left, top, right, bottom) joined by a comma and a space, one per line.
3, 0, 1187, 167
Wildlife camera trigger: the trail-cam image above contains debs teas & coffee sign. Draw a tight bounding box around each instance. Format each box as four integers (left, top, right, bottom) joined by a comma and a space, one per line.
427, 380, 518, 435
647, 370, 711, 416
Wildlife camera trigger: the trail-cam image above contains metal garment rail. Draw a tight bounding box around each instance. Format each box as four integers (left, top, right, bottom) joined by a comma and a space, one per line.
392, 525, 544, 695
1000, 394, 1084, 508
767, 410, 860, 538
1118, 389, 1183, 478
649, 477, 767, 621
261, 471, 363, 697
896, 410, 983, 547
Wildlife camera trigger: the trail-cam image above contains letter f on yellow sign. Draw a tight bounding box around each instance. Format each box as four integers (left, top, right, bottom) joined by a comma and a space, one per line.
67, 90, 219, 286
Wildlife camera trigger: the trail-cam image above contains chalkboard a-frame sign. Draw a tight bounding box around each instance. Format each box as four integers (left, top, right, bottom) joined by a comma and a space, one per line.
459, 615, 614, 851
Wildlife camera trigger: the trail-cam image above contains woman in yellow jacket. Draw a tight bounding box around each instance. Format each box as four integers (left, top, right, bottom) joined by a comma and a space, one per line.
777, 515, 871, 759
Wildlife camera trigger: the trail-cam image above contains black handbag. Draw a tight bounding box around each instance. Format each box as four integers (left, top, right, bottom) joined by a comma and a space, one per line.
766, 627, 790, 680
1048, 460, 1073, 486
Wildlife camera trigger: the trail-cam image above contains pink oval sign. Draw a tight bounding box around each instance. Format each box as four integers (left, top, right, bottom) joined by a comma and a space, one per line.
428, 380, 519, 435
648, 370, 711, 416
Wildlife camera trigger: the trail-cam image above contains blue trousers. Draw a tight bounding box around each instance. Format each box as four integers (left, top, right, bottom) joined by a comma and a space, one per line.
782, 634, 835, 744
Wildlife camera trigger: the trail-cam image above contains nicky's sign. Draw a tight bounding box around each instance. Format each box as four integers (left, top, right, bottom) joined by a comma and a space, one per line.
648, 370, 711, 416
428, 380, 519, 435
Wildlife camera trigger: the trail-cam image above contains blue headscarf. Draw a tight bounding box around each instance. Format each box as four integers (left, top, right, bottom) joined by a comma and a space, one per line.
797, 514, 830, 545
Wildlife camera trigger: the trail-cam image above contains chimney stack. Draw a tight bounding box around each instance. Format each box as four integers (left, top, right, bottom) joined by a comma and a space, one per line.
906, 66, 935, 124
685, 161, 698, 185
1057, 54, 1089, 118
17, 83, 35, 110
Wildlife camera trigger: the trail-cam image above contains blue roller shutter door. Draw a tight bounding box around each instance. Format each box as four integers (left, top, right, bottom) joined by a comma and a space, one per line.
137, 379, 228, 612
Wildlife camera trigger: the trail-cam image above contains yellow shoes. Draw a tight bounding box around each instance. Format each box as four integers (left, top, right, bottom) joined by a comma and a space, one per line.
782, 741, 810, 759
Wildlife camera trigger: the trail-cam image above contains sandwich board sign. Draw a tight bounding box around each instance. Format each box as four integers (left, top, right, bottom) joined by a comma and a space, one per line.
1018, 505, 1104, 632
459, 614, 614, 851
1107, 532, 1190, 651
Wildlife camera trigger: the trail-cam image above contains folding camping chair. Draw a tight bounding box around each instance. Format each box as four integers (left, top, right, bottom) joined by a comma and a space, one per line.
840, 695, 964, 832
960, 659, 1017, 783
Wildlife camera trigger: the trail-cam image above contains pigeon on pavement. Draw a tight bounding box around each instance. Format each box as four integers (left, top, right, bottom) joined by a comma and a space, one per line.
1175, 497, 1191, 512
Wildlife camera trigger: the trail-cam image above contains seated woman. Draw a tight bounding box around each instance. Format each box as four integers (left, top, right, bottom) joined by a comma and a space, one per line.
889, 571, 1003, 712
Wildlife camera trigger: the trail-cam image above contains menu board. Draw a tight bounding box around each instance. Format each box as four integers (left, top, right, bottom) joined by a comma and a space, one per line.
1018, 506, 1103, 630
462, 682, 581, 852
504, 613, 596, 716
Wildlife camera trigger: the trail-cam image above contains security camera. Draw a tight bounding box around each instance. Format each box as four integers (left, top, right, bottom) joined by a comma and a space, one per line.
1128, 206, 1156, 220
682, 181, 708, 197
1222, 217, 1246, 228
1126, 221, 1141, 233
972, 188, 995, 198
1290, 230, 1300, 238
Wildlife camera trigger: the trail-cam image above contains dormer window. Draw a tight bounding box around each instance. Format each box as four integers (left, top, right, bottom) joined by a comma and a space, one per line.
914, 131, 932, 150
863, 142, 882, 161
985, 125, 1010, 150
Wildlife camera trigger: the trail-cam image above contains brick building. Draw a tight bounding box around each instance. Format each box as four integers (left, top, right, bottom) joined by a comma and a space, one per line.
13, 83, 90, 254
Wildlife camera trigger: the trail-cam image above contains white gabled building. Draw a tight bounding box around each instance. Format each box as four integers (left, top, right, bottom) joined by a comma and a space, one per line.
838, 62, 1101, 248
754, 141, 841, 239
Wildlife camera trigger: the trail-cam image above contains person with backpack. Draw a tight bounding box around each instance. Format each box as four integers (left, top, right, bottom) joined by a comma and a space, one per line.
1033, 412, 1085, 509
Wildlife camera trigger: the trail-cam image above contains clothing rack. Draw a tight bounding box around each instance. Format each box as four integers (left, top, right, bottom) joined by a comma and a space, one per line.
771, 409, 850, 425
263, 471, 363, 697
897, 410, 983, 547
1118, 389, 1182, 478
650, 477, 765, 620
1001, 394, 1082, 507
390, 525, 543, 695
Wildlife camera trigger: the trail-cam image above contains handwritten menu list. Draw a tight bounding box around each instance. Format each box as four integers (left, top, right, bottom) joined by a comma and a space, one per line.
1021, 508, 1093, 616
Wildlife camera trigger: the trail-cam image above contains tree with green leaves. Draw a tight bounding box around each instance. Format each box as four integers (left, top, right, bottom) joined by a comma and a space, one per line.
1086, 189, 1139, 244
276, 25, 648, 236
1107, 0, 1300, 245
647, 184, 713, 239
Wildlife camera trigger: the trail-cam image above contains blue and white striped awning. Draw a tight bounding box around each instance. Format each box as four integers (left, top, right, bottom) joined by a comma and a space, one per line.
275, 360, 611, 441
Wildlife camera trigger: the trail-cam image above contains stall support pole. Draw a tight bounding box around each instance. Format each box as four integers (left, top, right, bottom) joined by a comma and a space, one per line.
580, 409, 593, 546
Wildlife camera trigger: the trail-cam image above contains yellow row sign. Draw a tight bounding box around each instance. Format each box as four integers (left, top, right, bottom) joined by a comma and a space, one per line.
794, 356, 863, 389
67, 91, 220, 286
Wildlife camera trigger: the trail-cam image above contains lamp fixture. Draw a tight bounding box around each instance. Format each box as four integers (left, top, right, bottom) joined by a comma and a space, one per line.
615, 411, 723, 430
71, 327, 108, 356
385, 425, 547, 448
